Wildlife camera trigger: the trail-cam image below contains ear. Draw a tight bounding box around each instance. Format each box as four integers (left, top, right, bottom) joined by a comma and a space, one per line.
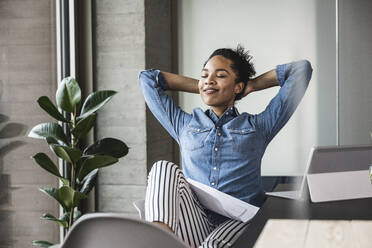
234, 82, 244, 94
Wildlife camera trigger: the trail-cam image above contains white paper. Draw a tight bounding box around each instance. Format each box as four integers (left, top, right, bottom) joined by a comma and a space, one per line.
186, 178, 260, 223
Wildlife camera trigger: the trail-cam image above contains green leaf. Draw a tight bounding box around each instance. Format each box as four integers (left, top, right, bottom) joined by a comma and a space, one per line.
77, 155, 118, 181
78, 90, 117, 119
84, 138, 129, 158
34, 142, 69, 186
75, 155, 89, 174
32, 240, 54, 247
40, 187, 66, 209
71, 113, 96, 140
80, 169, 98, 194
46, 136, 60, 145
58, 186, 74, 209
41, 213, 68, 228
37, 96, 68, 122
50, 144, 82, 164
60, 177, 70, 186
33, 153, 62, 178
58, 186, 87, 209
56, 76, 81, 113
28, 122, 68, 145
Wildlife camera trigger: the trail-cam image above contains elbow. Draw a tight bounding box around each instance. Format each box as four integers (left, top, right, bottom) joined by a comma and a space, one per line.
301, 59, 313, 76
293, 59, 313, 86
301, 59, 313, 78
138, 69, 150, 82
296, 59, 312, 73
300, 59, 312, 68
138, 69, 155, 86
303, 60, 313, 85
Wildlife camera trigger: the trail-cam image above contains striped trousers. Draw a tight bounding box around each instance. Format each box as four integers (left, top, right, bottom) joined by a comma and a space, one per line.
145, 160, 249, 248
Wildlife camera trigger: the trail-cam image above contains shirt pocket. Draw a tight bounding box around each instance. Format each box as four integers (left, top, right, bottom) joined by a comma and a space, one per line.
183, 126, 212, 151
227, 128, 258, 154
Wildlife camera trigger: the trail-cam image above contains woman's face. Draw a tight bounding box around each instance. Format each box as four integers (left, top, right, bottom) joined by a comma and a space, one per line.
198, 55, 243, 109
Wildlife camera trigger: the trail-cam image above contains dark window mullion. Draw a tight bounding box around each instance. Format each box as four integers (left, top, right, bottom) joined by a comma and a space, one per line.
60, 0, 71, 181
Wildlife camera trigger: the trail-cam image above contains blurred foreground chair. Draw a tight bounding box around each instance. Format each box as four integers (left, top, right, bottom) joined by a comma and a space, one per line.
50, 213, 187, 248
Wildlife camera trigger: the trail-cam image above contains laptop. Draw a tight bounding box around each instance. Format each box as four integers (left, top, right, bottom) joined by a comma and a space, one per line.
306, 145, 372, 203
265, 147, 315, 200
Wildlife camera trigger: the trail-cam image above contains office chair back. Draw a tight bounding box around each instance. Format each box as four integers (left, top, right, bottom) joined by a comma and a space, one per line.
54, 213, 188, 248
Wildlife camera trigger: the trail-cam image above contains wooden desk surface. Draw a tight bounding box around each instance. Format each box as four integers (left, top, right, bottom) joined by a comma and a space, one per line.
234, 185, 372, 247
253, 219, 372, 248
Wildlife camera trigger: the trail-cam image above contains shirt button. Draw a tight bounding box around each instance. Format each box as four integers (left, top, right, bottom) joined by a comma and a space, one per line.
216, 126, 220, 129
213, 167, 217, 170
211, 182, 215, 186
218, 132, 221, 136
226, 112, 229, 115
214, 147, 218, 152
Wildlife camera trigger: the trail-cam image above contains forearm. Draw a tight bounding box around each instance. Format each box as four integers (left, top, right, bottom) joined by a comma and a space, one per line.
161, 71, 199, 94
249, 69, 279, 92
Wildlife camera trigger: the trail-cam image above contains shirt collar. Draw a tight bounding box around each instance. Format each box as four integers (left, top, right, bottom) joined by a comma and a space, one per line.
205, 106, 239, 125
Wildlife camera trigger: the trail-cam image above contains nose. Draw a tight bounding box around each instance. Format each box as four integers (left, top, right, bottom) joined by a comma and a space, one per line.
204, 75, 216, 85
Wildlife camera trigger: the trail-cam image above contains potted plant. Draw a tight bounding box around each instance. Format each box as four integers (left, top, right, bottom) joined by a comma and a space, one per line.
28, 77, 128, 247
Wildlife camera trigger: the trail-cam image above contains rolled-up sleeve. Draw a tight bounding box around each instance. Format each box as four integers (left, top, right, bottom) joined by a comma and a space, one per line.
254, 60, 313, 143
138, 69, 191, 143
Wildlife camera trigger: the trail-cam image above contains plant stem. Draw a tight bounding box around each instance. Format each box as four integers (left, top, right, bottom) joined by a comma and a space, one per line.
69, 107, 77, 229
71, 108, 76, 148
71, 164, 75, 190
71, 107, 77, 190
69, 208, 74, 231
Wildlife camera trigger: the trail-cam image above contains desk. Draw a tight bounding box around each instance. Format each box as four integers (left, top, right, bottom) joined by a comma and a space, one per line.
234, 185, 372, 248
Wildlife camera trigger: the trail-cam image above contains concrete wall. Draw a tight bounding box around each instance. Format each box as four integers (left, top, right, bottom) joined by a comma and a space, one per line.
94, 0, 177, 216
339, 0, 372, 145
94, 0, 147, 215
0, 0, 59, 247
145, 0, 179, 172
178, 0, 335, 176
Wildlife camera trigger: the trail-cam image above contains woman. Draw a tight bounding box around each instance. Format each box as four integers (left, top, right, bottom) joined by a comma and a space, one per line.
138, 45, 313, 247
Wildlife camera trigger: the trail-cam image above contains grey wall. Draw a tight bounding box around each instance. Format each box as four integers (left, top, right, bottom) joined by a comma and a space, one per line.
315, 0, 337, 146
177, 0, 333, 176
177, 0, 372, 175
94, 0, 177, 216
339, 0, 372, 145
0, 0, 59, 247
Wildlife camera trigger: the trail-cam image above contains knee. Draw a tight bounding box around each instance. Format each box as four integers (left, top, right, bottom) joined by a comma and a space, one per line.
149, 160, 179, 174
147, 160, 181, 183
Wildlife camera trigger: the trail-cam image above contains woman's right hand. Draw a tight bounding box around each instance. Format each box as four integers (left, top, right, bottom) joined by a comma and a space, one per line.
242, 79, 256, 98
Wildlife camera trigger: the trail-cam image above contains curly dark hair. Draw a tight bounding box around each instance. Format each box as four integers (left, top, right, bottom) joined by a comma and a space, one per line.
203, 44, 256, 100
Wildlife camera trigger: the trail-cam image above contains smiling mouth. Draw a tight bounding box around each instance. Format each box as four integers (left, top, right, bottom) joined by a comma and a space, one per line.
203, 88, 219, 94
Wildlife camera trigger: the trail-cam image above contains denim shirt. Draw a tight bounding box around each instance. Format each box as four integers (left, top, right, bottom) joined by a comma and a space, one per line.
138, 60, 313, 224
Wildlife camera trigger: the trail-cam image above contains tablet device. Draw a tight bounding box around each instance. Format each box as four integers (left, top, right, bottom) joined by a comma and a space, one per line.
306, 145, 372, 202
